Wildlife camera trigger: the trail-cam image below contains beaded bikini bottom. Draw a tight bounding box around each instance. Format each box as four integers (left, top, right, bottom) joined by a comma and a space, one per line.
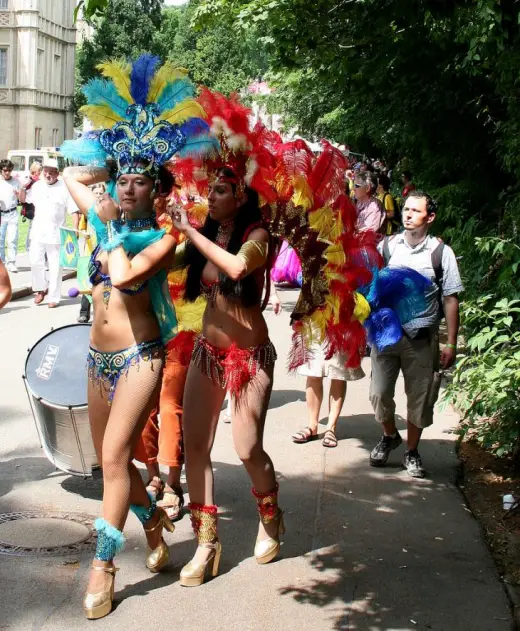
191, 334, 277, 396
87, 339, 163, 404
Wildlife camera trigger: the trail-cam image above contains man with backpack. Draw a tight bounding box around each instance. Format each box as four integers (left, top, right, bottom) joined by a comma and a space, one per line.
369, 191, 463, 477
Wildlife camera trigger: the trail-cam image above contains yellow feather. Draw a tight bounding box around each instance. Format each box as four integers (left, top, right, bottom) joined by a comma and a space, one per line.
96, 59, 133, 104
162, 100, 205, 125
147, 62, 188, 103
291, 175, 314, 210
308, 206, 334, 237
352, 292, 371, 323
175, 296, 206, 332
80, 104, 124, 129
324, 243, 346, 266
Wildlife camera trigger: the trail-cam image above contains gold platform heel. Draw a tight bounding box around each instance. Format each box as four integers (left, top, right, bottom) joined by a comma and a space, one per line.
144, 506, 175, 573
252, 483, 285, 565
83, 565, 118, 620
180, 504, 221, 587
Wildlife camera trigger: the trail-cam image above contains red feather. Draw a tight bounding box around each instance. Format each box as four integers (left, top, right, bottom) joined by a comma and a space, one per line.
308, 140, 347, 205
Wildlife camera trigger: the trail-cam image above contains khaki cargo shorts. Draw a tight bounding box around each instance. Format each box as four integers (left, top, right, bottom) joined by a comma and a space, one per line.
369, 329, 441, 429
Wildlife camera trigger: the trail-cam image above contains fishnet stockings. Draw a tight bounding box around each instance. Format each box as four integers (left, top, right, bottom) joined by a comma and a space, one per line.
88, 355, 164, 531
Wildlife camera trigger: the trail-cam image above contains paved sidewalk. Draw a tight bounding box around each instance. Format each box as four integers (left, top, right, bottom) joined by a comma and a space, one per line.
6, 253, 76, 300
0, 287, 512, 630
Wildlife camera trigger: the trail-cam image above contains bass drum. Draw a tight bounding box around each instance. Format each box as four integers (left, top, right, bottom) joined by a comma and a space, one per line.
23, 323, 98, 477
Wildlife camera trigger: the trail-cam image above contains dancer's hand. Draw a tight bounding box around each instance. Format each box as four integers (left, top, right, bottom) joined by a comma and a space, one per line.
96, 194, 120, 223
170, 203, 191, 234
271, 293, 282, 315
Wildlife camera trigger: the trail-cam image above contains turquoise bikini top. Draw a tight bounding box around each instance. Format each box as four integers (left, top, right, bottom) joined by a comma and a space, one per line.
87, 190, 177, 345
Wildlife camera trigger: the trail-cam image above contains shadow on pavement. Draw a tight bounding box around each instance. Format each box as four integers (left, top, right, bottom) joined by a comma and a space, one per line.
0, 413, 509, 630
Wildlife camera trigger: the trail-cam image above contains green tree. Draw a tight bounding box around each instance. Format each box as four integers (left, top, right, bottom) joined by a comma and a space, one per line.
74, 0, 165, 125
157, 1, 268, 95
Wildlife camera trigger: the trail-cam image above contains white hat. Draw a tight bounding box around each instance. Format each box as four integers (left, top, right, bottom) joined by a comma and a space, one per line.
43, 158, 59, 170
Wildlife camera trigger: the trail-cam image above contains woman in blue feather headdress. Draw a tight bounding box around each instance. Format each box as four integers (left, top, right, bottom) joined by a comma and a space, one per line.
61, 54, 218, 620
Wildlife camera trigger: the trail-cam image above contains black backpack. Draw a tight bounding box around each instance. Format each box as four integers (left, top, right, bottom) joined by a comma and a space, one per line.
382, 235, 445, 319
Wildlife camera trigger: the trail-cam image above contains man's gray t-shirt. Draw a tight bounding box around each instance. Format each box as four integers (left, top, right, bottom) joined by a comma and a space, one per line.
378, 234, 464, 337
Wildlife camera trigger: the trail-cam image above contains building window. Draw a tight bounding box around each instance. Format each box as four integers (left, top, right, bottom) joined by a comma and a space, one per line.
35, 128, 42, 148
0, 49, 7, 87
0, 0, 8, 10
37, 49, 44, 90
54, 54, 61, 93
52, 129, 59, 146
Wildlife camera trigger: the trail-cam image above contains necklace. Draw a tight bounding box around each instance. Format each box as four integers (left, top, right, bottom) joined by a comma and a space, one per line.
215, 221, 234, 249
115, 216, 157, 231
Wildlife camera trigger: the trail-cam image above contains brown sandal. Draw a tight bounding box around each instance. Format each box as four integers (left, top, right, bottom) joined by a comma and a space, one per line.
145, 476, 164, 501
292, 426, 319, 444
322, 429, 338, 448
158, 485, 184, 522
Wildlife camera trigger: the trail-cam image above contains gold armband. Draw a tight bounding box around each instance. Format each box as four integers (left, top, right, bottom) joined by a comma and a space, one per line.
236, 240, 268, 276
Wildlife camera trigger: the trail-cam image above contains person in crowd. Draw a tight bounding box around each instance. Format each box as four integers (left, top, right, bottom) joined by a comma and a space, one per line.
401, 170, 416, 199
0, 159, 25, 273
21, 161, 42, 252
354, 171, 387, 236
292, 347, 365, 448
0, 258, 12, 308
369, 191, 463, 478
377, 173, 400, 235
27, 159, 73, 307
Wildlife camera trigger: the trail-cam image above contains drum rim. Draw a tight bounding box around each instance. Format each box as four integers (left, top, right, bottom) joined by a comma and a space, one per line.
24, 323, 91, 407
23, 380, 88, 411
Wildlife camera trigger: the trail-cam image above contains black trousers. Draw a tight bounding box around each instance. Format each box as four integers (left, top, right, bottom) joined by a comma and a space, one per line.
79, 295, 91, 319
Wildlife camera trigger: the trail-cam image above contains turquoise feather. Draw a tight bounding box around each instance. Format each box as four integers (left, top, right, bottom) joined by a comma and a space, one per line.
61, 137, 108, 166
177, 133, 220, 158
83, 78, 130, 118
157, 78, 196, 114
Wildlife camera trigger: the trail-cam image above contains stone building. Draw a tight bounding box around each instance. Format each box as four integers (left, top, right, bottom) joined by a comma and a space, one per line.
0, 0, 76, 157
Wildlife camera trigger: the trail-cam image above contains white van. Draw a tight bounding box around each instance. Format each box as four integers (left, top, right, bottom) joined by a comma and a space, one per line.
7, 148, 67, 180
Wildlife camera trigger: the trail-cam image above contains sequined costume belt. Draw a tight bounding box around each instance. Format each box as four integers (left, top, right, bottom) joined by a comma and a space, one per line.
191, 334, 277, 396
87, 339, 163, 404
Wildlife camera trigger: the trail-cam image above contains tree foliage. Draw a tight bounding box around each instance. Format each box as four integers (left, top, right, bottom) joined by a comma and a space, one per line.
196, 0, 520, 456
75, 0, 267, 125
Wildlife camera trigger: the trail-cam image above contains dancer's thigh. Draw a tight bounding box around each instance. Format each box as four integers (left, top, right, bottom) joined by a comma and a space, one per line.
102, 358, 164, 464
231, 362, 274, 456
88, 380, 111, 464
183, 362, 226, 454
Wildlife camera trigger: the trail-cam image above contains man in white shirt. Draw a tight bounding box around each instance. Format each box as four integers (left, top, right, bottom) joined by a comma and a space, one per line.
369, 191, 463, 478
28, 159, 73, 307
0, 159, 25, 273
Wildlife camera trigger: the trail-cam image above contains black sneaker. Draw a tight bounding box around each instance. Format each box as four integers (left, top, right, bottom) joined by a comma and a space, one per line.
403, 450, 425, 478
369, 432, 403, 467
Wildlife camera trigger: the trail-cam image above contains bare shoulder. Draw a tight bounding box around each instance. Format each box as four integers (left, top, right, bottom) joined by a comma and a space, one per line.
246, 227, 269, 242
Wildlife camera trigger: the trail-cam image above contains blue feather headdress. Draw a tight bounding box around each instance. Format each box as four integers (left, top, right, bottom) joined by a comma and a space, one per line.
61, 54, 218, 179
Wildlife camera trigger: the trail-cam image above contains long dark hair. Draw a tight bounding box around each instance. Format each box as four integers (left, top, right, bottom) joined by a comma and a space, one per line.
185, 181, 272, 307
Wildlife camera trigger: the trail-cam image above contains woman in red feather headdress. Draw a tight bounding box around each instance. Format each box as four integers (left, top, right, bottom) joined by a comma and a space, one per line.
170, 90, 284, 586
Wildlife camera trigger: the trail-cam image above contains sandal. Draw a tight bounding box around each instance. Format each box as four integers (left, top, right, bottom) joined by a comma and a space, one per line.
145, 476, 164, 501
158, 485, 184, 522
292, 426, 319, 444
322, 429, 338, 448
